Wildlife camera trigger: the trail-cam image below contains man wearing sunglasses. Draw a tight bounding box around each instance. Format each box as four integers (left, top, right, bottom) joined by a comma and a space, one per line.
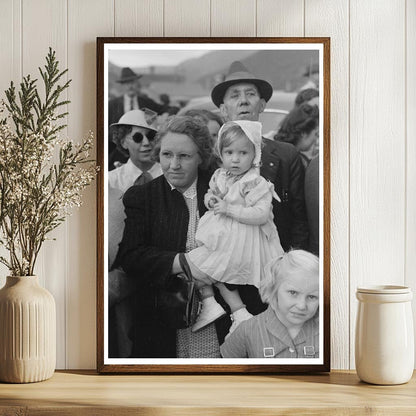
109, 110, 162, 193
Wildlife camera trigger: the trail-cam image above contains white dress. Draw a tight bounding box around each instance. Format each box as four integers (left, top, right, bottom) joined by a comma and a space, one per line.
188, 167, 283, 288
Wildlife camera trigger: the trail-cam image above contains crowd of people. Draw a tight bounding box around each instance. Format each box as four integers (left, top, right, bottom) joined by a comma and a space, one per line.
108, 61, 320, 359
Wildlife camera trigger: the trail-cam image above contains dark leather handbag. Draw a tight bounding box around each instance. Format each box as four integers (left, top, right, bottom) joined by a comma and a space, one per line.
155, 253, 200, 329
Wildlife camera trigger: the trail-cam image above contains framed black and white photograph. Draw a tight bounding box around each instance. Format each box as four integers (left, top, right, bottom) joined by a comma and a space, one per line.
97, 37, 330, 373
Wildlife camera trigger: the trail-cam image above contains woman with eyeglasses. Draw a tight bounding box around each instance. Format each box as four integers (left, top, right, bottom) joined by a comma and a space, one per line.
109, 110, 162, 192
115, 116, 228, 358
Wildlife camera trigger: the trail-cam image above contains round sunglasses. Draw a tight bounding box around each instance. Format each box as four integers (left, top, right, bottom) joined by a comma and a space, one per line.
130, 130, 156, 143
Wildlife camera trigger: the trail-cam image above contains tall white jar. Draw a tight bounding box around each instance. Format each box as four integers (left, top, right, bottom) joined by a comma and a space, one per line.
0, 276, 56, 383
355, 285, 414, 385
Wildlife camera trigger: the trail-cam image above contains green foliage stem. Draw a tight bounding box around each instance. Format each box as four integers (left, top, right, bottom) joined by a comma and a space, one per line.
0, 48, 96, 276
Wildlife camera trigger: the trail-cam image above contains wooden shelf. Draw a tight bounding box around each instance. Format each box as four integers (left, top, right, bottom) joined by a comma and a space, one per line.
0, 370, 415, 415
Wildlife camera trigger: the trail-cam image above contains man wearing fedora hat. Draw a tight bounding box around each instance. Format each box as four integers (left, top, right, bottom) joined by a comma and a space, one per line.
108, 67, 166, 170
211, 61, 309, 315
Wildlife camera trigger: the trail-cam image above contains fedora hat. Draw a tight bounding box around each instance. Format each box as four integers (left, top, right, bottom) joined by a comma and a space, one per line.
116, 67, 142, 83
211, 61, 273, 108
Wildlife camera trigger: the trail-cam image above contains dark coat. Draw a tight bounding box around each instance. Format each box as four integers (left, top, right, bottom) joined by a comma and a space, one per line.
305, 156, 319, 255
115, 172, 227, 357
260, 139, 309, 251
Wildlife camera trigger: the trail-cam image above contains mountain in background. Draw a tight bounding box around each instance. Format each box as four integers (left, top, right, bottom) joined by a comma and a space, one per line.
194, 49, 319, 92
107, 49, 318, 102
175, 50, 255, 82
244, 49, 318, 90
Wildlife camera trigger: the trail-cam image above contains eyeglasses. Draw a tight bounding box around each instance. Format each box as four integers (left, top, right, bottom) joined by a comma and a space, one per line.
159, 151, 198, 162
131, 131, 156, 143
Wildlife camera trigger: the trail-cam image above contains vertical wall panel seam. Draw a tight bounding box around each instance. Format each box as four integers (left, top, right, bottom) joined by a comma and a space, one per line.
348, 0, 351, 369
64, 0, 69, 369
20, 0, 23, 79
303, 0, 305, 37
113, 0, 116, 37
404, 0, 407, 285
209, 0, 212, 37
255, 0, 257, 37
163, 0, 165, 38
19, 0, 23, 80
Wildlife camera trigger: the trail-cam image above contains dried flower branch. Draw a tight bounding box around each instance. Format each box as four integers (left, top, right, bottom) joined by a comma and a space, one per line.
0, 48, 97, 276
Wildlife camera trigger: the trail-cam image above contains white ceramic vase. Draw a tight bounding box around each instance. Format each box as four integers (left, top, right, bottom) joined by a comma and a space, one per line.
355, 285, 414, 385
0, 276, 56, 383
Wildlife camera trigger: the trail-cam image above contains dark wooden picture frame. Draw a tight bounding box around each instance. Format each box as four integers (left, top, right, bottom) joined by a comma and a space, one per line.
97, 37, 330, 373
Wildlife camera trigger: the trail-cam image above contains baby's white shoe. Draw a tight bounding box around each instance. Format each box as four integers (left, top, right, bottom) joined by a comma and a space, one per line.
192, 296, 226, 332
228, 307, 253, 334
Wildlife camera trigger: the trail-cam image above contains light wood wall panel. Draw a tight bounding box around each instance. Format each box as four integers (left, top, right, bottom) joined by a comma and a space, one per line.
406, 0, 416, 363
21, 0, 68, 368
211, 0, 256, 37
257, 0, 303, 37
115, 0, 163, 37
305, 0, 350, 369
0, 0, 21, 99
0, 0, 22, 288
66, 0, 114, 370
349, 0, 406, 368
164, 0, 210, 37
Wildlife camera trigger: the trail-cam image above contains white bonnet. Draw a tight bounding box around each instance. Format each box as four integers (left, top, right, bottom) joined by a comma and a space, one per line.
217, 120, 263, 167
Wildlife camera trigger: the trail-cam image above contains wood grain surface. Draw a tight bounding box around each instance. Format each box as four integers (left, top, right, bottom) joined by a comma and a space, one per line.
67, 0, 113, 370
0, 371, 415, 415
21, 0, 68, 369
349, 0, 407, 369
305, 0, 350, 371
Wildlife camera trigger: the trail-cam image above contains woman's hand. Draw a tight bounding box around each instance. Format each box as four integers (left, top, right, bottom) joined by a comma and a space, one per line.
188, 263, 216, 287
174, 253, 215, 287
171, 254, 183, 274
185, 253, 216, 287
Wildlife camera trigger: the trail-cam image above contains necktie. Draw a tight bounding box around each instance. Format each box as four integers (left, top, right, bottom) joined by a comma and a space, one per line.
130, 96, 135, 111
134, 171, 153, 186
